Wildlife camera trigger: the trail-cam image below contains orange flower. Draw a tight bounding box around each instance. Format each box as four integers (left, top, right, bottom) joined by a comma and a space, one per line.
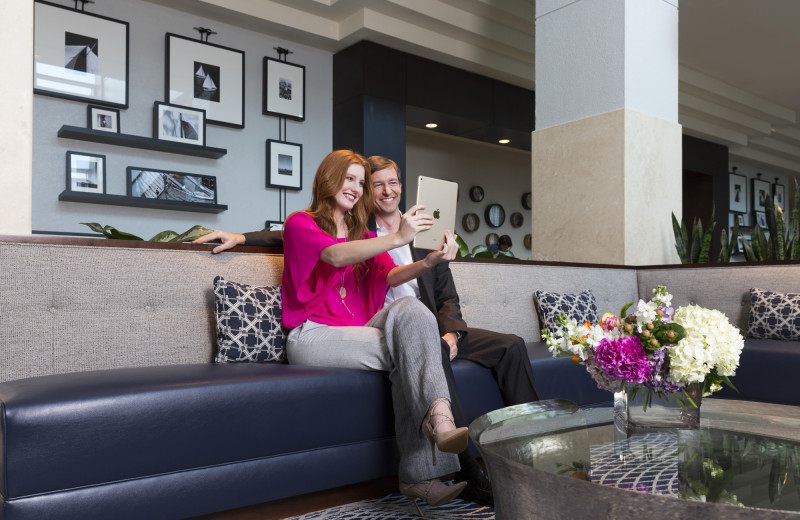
571, 354, 581, 363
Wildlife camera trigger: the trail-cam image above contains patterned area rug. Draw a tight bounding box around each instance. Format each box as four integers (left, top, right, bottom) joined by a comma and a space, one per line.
285, 493, 494, 520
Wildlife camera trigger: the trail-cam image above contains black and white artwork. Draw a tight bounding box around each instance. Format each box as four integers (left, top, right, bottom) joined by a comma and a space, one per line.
752, 178, 771, 213
166, 33, 244, 128
127, 167, 217, 204
87, 104, 120, 133
774, 182, 786, 212
729, 172, 747, 213
266, 139, 302, 190
153, 101, 205, 146
34, 1, 129, 107
193, 61, 221, 102
66, 151, 106, 194
263, 57, 305, 121
756, 211, 768, 229
64, 32, 98, 73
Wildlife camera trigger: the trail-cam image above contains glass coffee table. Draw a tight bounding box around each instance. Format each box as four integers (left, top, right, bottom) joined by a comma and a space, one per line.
470, 399, 800, 519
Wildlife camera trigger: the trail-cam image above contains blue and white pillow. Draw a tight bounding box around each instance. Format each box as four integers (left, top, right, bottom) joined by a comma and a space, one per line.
213, 276, 286, 363
748, 287, 800, 340
534, 289, 599, 333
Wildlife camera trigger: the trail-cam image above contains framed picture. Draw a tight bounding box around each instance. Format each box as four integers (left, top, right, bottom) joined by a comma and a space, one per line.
729, 172, 747, 213
165, 33, 245, 128
773, 182, 786, 211
755, 211, 768, 229
153, 102, 205, 146
127, 166, 217, 205
87, 104, 120, 133
752, 178, 771, 213
266, 139, 302, 190
66, 151, 106, 193
737, 214, 744, 226
263, 57, 305, 121
33, 0, 129, 108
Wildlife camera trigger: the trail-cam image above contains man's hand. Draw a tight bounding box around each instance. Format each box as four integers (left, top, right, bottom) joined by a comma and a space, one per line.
443, 332, 458, 360
192, 230, 246, 254
423, 230, 458, 268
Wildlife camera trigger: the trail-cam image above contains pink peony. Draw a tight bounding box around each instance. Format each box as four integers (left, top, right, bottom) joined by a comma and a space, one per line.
593, 335, 651, 384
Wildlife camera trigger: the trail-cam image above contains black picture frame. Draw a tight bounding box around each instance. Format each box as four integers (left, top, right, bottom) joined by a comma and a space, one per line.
263, 57, 306, 121
264, 220, 284, 231
127, 166, 217, 205
34, 0, 129, 108
773, 182, 786, 212
469, 186, 484, 202
485, 203, 505, 228
752, 178, 771, 213
266, 139, 303, 191
153, 101, 206, 146
66, 150, 106, 194
729, 173, 747, 213
522, 192, 532, 210
165, 33, 245, 128
87, 104, 120, 133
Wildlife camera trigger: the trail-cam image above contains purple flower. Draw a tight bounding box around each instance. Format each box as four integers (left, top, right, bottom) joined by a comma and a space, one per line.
646, 347, 683, 393
594, 336, 651, 384
658, 305, 674, 323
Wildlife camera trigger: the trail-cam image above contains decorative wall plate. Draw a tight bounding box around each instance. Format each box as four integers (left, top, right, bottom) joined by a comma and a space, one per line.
485, 203, 505, 228
524, 234, 532, 249
486, 233, 499, 247
510, 212, 523, 228
470, 186, 485, 202
462, 213, 480, 232
522, 192, 532, 210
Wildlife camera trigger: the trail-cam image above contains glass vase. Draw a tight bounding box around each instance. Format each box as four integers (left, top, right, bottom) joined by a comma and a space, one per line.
614, 382, 702, 439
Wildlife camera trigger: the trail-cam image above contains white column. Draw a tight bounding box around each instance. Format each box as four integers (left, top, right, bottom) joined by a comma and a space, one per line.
532, 0, 681, 265
0, 1, 33, 235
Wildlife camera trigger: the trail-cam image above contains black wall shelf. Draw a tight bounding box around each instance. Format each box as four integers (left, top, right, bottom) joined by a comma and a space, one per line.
57, 125, 227, 159
58, 191, 228, 214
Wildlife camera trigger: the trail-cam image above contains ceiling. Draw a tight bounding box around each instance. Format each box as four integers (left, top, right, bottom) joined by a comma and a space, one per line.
147, 0, 800, 174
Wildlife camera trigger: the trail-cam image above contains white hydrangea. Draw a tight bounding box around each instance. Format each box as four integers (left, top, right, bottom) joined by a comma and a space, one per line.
669, 305, 744, 385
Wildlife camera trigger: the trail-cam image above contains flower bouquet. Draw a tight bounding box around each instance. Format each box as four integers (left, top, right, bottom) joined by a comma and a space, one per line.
542, 286, 744, 431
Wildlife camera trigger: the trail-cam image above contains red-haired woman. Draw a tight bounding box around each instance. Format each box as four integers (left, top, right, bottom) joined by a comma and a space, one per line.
280, 150, 466, 513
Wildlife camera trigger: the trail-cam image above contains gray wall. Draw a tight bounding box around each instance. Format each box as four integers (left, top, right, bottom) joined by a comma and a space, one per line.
33, 0, 332, 239
406, 128, 533, 259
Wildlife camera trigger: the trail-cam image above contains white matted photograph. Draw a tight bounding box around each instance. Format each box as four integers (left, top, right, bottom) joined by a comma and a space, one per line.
756, 211, 768, 229
752, 178, 771, 213
729, 172, 747, 213
773, 182, 786, 212
87, 104, 120, 133
165, 33, 244, 128
34, 0, 129, 108
153, 101, 205, 146
266, 139, 303, 190
263, 57, 305, 121
66, 151, 106, 193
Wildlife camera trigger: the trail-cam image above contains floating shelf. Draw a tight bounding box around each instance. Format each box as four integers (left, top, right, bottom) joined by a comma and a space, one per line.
58, 191, 228, 214
57, 125, 227, 159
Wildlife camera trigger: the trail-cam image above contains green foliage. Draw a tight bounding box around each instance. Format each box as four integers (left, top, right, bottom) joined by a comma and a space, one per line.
672, 204, 715, 264
455, 235, 515, 259
739, 178, 800, 261
81, 223, 214, 242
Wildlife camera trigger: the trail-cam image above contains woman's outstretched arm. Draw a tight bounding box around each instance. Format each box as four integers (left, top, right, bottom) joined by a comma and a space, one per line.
320, 205, 432, 267
387, 231, 458, 287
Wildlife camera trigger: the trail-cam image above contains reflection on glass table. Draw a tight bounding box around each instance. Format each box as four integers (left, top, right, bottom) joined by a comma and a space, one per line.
470, 399, 800, 519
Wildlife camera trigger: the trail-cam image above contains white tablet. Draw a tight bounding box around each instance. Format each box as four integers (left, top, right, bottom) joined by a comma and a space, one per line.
413, 176, 458, 250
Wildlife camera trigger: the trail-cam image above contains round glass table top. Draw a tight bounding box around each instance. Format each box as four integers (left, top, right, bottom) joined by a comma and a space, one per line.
470, 399, 800, 518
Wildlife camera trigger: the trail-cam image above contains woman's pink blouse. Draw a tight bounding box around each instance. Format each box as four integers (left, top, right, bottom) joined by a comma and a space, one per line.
281, 212, 396, 329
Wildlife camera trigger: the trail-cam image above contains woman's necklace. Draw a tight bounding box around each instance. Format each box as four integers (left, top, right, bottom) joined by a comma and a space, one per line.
340, 269, 355, 317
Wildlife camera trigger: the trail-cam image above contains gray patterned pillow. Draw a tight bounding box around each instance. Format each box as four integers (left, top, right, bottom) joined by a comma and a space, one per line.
748, 287, 800, 340
534, 289, 599, 333
213, 276, 286, 363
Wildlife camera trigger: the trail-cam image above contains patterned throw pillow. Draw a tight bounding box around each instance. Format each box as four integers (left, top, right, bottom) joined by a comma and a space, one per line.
534, 289, 599, 333
747, 287, 800, 340
213, 276, 286, 363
